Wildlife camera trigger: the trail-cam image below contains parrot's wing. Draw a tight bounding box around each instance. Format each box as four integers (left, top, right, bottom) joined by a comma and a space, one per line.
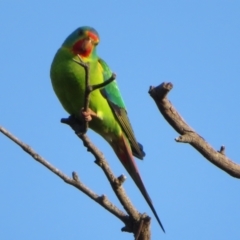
98, 58, 145, 159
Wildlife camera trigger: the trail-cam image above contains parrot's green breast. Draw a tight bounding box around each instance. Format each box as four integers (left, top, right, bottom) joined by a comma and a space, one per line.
50, 47, 121, 138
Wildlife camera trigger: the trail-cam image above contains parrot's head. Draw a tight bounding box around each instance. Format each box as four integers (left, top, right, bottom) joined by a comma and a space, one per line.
62, 26, 100, 58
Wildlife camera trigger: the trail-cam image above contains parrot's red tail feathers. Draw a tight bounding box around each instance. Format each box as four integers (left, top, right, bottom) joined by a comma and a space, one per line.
111, 135, 165, 232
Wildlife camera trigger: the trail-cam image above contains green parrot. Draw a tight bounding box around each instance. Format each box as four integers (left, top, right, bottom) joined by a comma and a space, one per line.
50, 26, 164, 232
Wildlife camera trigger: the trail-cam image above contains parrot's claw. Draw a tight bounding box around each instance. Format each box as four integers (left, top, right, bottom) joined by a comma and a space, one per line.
81, 108, 98, 122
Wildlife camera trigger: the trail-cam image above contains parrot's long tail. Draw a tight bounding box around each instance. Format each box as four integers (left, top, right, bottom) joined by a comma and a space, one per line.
111, 134, 165, 232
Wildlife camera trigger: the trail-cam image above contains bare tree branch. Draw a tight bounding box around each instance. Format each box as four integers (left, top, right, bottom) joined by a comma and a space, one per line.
0, 125, 152, 240
149, 82, 240, 178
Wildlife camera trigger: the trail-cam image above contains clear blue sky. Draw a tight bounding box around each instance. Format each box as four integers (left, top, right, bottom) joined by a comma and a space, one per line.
1, 1, 240, 239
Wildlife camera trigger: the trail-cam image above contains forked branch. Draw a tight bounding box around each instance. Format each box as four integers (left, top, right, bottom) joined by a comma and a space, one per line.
72, 54, 115, 133
149, 82, 240, 178
0, 124, 151, 240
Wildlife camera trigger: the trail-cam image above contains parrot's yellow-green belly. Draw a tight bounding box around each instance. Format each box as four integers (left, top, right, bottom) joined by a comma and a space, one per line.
50, 47, 121, 139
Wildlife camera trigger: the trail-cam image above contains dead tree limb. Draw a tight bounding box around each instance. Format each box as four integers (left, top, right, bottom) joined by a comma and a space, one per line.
0, 125, 152, 240
149, 82, 240, 178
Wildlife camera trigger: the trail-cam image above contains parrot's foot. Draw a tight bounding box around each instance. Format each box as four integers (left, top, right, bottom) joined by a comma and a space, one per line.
81, 108, 98, 122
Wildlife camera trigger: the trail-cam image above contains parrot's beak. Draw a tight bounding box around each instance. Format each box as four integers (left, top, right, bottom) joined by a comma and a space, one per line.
81, 37, 94, 50
86, 31, 99, 45
90, 37, 99, 46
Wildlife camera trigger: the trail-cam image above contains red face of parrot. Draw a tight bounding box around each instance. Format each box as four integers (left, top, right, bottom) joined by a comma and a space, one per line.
72, 30, 99, 57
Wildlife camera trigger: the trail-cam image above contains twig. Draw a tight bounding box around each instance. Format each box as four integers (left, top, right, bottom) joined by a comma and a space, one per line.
72, 55, 116, 133
149, 82, 240, 178
72, 56, 90, 132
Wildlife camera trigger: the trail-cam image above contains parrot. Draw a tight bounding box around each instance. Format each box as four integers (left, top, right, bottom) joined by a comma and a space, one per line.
50, 26, 165, 232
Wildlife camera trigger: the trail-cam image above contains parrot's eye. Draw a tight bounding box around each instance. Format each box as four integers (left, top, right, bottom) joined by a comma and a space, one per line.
78, 29, 84, 36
